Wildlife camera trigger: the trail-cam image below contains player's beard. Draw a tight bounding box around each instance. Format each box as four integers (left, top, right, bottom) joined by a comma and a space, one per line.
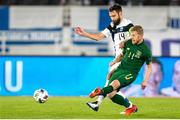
113, 17, 121, 26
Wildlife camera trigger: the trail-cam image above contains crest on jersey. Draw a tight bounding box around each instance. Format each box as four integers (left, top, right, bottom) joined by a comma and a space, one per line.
112, 29, 116, 32
120, 27, 124, 32
135, 50, 142, 58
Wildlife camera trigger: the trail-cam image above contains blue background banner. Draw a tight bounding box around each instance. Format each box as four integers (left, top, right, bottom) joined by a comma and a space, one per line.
0, 56, 110, 96
0, 6, 9, 30
0, 56, 179, 96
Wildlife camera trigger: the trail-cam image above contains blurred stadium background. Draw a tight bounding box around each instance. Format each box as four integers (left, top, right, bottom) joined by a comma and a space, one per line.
0, 0, 180, 118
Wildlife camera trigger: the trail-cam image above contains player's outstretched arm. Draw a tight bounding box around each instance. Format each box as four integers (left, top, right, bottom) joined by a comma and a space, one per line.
141, 62, 152, 89
107, 54, 123, 80
74, 27, 105, 41
110, 54, 123, 67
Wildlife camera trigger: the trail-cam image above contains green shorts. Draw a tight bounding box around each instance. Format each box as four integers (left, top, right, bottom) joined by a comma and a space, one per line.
108, 69, 137, 90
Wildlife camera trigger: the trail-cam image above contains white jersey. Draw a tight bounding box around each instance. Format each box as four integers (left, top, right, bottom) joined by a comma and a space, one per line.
101, 18, 133, 58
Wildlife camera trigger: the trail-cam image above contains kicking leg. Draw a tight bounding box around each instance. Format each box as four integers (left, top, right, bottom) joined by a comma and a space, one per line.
93, 70, 115, 106
86, 62, 120, 111
87, 80, 118, 111
86, 79, 110, 111
89, 80, 120, 98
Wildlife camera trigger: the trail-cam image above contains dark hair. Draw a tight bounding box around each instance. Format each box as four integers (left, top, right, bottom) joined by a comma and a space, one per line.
130, 25, 144, 35
109, 4, 122, 12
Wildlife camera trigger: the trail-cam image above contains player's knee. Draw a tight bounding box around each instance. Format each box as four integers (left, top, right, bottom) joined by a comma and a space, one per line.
110, 80, 120, 90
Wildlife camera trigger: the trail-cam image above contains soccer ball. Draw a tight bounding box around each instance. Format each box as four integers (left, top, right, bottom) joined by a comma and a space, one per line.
33, 89, 48, 103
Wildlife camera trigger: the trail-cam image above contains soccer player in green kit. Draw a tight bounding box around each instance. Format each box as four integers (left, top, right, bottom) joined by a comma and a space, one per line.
89, 25, 152, 116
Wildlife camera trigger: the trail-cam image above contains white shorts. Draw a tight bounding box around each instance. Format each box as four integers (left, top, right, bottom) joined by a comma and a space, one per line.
109, 62, 121, 72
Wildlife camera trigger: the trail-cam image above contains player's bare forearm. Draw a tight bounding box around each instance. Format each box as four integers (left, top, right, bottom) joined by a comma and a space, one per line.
84, 32, 105, 41
141, 62, 152, 89
74, 27, 105, 41
110, 54, 123, 67
115, 54, 123, 62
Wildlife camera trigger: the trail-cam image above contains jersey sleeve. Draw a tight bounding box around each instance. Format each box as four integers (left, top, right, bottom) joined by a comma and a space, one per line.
124, 23, 134, 42
101, 28, 111, 38
101, 23, 114, 38
144, 48, 152, 65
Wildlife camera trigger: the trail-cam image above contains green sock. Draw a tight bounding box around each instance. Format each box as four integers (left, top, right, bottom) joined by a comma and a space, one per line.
102, 85, 113, 96
110, 94, 130, 108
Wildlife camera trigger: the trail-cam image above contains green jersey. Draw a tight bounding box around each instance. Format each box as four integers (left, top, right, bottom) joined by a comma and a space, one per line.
118, 39, 152, 73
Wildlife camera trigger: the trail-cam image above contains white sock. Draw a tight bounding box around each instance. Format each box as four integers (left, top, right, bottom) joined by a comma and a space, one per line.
127, 102, 133, 108
96, 79, 109, 106
97, 95, 104, 106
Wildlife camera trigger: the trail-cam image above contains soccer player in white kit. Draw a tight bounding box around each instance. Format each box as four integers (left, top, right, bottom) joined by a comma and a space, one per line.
74, 4, 133, 112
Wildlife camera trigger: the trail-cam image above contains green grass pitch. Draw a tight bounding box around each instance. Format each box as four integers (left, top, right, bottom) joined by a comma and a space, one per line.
0, 96, 180, 119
